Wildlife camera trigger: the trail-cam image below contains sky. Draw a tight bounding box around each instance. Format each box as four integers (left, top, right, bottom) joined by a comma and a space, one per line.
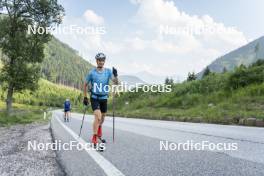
54, 0, 264, 79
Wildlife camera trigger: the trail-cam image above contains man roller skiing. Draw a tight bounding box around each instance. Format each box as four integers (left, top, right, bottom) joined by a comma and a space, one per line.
64, 98, 71, 122
83, 52, 118, 145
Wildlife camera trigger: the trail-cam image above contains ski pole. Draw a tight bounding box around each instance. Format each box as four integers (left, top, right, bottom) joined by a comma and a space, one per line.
112, 93, 115, 142
79, 106, 87, 137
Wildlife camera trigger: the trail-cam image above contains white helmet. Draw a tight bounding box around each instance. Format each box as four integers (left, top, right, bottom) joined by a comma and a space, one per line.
95, 53, 106, 60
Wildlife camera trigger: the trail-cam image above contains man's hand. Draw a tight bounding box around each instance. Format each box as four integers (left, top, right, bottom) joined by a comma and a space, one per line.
112, 67, 118, 77
83, 97, 89, 106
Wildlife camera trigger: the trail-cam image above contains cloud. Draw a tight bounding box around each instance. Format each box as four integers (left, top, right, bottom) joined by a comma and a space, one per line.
83, 10, 104, 25
121, 0, 248, 76
133, 0, 246, 53
53, 13, 125, 69
55, 0, 248, 79
129, 0, 142, 4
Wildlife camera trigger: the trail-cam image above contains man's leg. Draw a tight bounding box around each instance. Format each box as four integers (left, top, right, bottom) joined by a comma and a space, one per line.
66, 111, 69, 121
92, 109, 101, 144
97, 113, 105, 138
97, 99, 107, 138
100, 113, 106, 125
93, 109, 102, 134
64, 111, 66, 122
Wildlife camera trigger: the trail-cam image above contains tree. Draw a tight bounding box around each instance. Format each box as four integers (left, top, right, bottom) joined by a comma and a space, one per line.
165, 77, 174, 85
251, 59, 264, 67
222, 67, 227, 73
165, 77, 169, 84
187, 72, 196, 82
169, 78, 174, 84
238, 64, 246, 69
227, 61, 264, 90
0, 0, 64, 115
202, 66, 211, 78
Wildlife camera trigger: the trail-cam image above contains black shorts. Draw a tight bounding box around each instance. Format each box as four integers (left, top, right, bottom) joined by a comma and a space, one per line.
64, 109, 70, 112
91, 98, 108, 113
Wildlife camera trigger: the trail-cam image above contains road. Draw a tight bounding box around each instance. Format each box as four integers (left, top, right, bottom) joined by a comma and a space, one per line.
51, 110, 264, 176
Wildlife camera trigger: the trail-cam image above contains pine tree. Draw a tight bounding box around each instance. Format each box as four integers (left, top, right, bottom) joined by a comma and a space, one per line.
202, 67, 211, 78
187, 72, 196, 81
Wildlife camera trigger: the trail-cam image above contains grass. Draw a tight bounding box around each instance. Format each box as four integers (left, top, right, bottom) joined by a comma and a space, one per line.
0, 101, 51, 127
110, 82, 264, 125
0, 78, 81, 127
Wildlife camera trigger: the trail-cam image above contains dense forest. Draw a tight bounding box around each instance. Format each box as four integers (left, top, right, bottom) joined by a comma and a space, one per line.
41, 37, 93, 89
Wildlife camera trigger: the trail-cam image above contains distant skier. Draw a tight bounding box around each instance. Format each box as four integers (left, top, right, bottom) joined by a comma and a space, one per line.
83, 53, 118, 145
64, 98, 71, 122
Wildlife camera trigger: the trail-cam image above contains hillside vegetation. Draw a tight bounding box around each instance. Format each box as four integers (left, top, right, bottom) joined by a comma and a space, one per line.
1, 36, 93, 89
113, 60, 264, 124
0, 79, 82, 108
41, 37, 93, 89
0, 37, 87, 109
198, 36, 264, 78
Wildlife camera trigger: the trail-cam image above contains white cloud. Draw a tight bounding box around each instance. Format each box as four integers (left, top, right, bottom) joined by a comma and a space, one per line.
55, 0, 249, 81
122, 0, 248, 76
129, 0, 142, 4
125, 37, 147, 50
133, 0, 246, 53
83, 10, 104, 25
53, 14, 126, 70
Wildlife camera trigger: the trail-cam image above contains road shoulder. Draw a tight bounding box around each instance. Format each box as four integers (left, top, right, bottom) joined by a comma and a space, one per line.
0, 122, 65, 176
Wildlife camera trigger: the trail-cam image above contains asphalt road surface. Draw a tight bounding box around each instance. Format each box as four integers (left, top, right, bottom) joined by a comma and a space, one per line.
51, 110, 264, 176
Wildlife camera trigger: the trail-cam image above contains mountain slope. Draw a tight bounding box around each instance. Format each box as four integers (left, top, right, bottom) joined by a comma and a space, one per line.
42, 37, 93, 89
119, 75, 147, 86
198, 36, 264, 78
134, 71, 165, 84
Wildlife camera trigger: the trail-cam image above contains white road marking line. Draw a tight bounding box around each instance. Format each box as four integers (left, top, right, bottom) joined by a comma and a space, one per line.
54, 114, 125, 176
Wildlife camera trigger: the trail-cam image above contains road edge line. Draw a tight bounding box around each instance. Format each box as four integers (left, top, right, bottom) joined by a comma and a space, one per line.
54, 114, 125, 176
